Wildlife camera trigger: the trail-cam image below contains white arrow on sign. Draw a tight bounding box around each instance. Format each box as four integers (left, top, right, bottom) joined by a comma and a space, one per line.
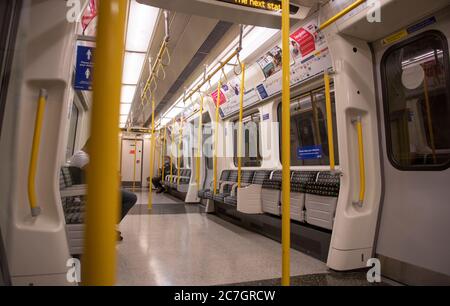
86, 49, 92, 61
85, 68, 91, 80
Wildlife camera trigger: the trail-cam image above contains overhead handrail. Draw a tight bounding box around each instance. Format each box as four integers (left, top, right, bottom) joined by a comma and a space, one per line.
213, 80, 222, 195
319, 0, 367, 31
237, 63, 246, 188
352, 116, 366, 207
28, 89, 47, 217
324, 71, 336, 171
281, 0, 291, 286
82, 0, 127, 286
148, 96, 156, 210
196, 94, 204, 190
184, 48, 241, 103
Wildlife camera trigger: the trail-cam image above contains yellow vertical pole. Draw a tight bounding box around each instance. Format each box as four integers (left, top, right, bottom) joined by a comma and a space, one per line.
169, 119, 174, 183
213, 81, 222, 195
177, 116, 183, 185
237, 63, 246, 188
281, 0, 291, 286
196, 95, 204, 190
82, 0, 127, 286
324, 72, 336, 171
148, 97, 156, 210
162, 127, 167, 179
132, 136, 137, 192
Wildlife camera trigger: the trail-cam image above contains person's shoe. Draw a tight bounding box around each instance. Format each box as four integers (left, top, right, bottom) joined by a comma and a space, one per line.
156, 188, 164, 194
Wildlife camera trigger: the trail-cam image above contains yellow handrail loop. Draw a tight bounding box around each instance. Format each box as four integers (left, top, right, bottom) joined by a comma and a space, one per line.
28, 89, 47, 217
352, 116, 366, 207
161, 45, 171, 67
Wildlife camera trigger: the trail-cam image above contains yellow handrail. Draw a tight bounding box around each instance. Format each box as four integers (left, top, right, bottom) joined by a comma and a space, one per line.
196, 95, 204, 190
184, 49, 240, 103
28, 89, 47, 217
324, 72, 336, 171
237, 63, 246, 188
148, 96, 156, 210
82, 0, 127, 286
281, 0, 291, 286
177, 116, 183, 185
353, 116, 365, 206
213, 80, 222, 195
319, 0, 367, 31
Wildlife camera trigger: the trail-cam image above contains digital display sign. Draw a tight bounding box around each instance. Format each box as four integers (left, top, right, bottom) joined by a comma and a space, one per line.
216, 0, 299, 15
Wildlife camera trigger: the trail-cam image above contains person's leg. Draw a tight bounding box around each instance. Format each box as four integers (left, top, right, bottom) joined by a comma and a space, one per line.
119, 190, 137, 222
152, 176, 165, 193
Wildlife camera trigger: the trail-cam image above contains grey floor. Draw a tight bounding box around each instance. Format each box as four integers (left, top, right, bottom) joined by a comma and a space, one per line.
116, 189, 329, 286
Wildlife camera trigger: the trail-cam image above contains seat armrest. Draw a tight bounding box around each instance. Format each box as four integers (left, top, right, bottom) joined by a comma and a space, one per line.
60, 187, 87, 197
220, 182, 237, 194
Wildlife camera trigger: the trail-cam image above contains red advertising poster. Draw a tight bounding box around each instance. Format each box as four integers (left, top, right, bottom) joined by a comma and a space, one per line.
82, 0, 98, 31
211, 88, 227, 107
290, 26, 316, 57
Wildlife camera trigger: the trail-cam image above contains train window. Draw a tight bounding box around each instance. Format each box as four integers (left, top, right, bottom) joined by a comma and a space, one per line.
66, 103, 79, 161
277, 86, 339, 166
233, 112, 262, 167
382, 31, 450, 170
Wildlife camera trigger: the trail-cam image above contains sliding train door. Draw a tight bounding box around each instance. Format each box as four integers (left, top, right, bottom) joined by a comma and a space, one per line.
373, 9, 450, 285
121, 138, 144, 187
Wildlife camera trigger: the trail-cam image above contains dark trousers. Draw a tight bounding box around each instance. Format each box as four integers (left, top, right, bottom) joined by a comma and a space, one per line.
120, 190, 137, 222
151, 176, 164, 190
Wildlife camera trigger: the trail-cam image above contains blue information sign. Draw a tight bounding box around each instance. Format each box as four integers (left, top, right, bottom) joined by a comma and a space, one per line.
256, 84, 269, 100
74, 46, 95, 91
297, 145, 323, 160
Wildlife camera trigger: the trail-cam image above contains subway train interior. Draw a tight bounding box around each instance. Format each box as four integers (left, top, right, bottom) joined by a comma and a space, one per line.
0, 0, 449, 288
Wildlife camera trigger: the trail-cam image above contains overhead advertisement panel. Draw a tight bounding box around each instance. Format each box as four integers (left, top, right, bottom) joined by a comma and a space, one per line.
215, 15, 333, 119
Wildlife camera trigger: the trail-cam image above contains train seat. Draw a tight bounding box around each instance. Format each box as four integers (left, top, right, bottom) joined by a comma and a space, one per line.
223, 170, 256, 207
232, 170, 271, 213
176, 169, 192, 192
198, 170, 230, 200
304, 172, 340, 230
213, 170, 239, 203
288, 171, 318, 222
261, 170, 283, 216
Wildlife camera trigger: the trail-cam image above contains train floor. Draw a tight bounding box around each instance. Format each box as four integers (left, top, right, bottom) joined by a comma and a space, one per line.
115, 189, 385, 286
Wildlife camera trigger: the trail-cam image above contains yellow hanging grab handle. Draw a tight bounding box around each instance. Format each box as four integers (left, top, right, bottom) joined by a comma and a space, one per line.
352, 116, 366, 207
28, 89, 47, 217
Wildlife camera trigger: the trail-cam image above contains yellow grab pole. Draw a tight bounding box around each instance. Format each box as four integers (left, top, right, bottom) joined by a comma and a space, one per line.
237, 63, 246, 188
162, 127, 167, 178
133, 136, 137, 192
324, 72, 336, 171
196, 95, 204, 190
28, 89, 47, 217
82, 0, 127, 286
148, 97, 156, 210
177, 116, 183, 185
353, 116, 366, 206
319, 0, 367, 31
169, 119, 174, 183
281, 0, 291, 286
213, 81, 222, 195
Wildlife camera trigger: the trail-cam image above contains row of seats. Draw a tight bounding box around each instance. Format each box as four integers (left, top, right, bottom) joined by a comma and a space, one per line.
199, 169, 340, 230
59, 167, 86, 255
164, 169, 192, 192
